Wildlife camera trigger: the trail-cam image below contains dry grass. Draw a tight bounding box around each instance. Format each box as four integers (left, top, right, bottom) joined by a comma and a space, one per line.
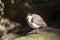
1, 27, 60, 40
15, 30, 60, 40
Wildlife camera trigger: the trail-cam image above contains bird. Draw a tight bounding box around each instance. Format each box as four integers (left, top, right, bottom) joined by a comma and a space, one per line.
26, 13, 47, 33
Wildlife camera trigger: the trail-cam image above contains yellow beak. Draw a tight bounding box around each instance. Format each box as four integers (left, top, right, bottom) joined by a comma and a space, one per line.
26, 16, 31, 19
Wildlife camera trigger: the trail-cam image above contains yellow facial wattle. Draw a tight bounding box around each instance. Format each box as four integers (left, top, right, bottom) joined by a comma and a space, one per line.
26, 16, 31, 19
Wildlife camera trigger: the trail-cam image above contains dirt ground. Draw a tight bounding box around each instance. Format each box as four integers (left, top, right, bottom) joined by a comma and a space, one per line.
0, 27, 60, 40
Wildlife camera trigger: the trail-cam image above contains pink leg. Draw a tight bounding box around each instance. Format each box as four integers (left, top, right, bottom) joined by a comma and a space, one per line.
34, 28, 39, 34
36, 28, 39, 34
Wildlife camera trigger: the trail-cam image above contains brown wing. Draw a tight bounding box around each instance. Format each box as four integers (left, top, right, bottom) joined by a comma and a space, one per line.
32, 14, 47, 27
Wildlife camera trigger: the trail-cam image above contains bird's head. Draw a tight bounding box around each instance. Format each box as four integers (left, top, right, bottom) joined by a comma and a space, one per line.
26, 13, 32, 19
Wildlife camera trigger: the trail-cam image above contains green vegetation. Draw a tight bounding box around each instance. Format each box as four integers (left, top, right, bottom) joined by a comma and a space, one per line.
15, 31, 60, 40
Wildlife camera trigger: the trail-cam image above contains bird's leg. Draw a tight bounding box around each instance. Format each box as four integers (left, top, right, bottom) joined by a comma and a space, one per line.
36, 28, 39, 34
34, 28, 39, 34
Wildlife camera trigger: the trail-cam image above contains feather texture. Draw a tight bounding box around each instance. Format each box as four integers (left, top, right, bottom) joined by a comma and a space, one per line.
27, 13, 47, 28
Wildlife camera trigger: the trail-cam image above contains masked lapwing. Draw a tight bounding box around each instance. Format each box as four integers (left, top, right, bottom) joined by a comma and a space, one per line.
26, 13, 47, 33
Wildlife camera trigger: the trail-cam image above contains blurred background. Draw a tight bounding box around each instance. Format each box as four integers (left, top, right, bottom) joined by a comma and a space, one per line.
1, 0, 60, 29
0, 0, 60, 40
